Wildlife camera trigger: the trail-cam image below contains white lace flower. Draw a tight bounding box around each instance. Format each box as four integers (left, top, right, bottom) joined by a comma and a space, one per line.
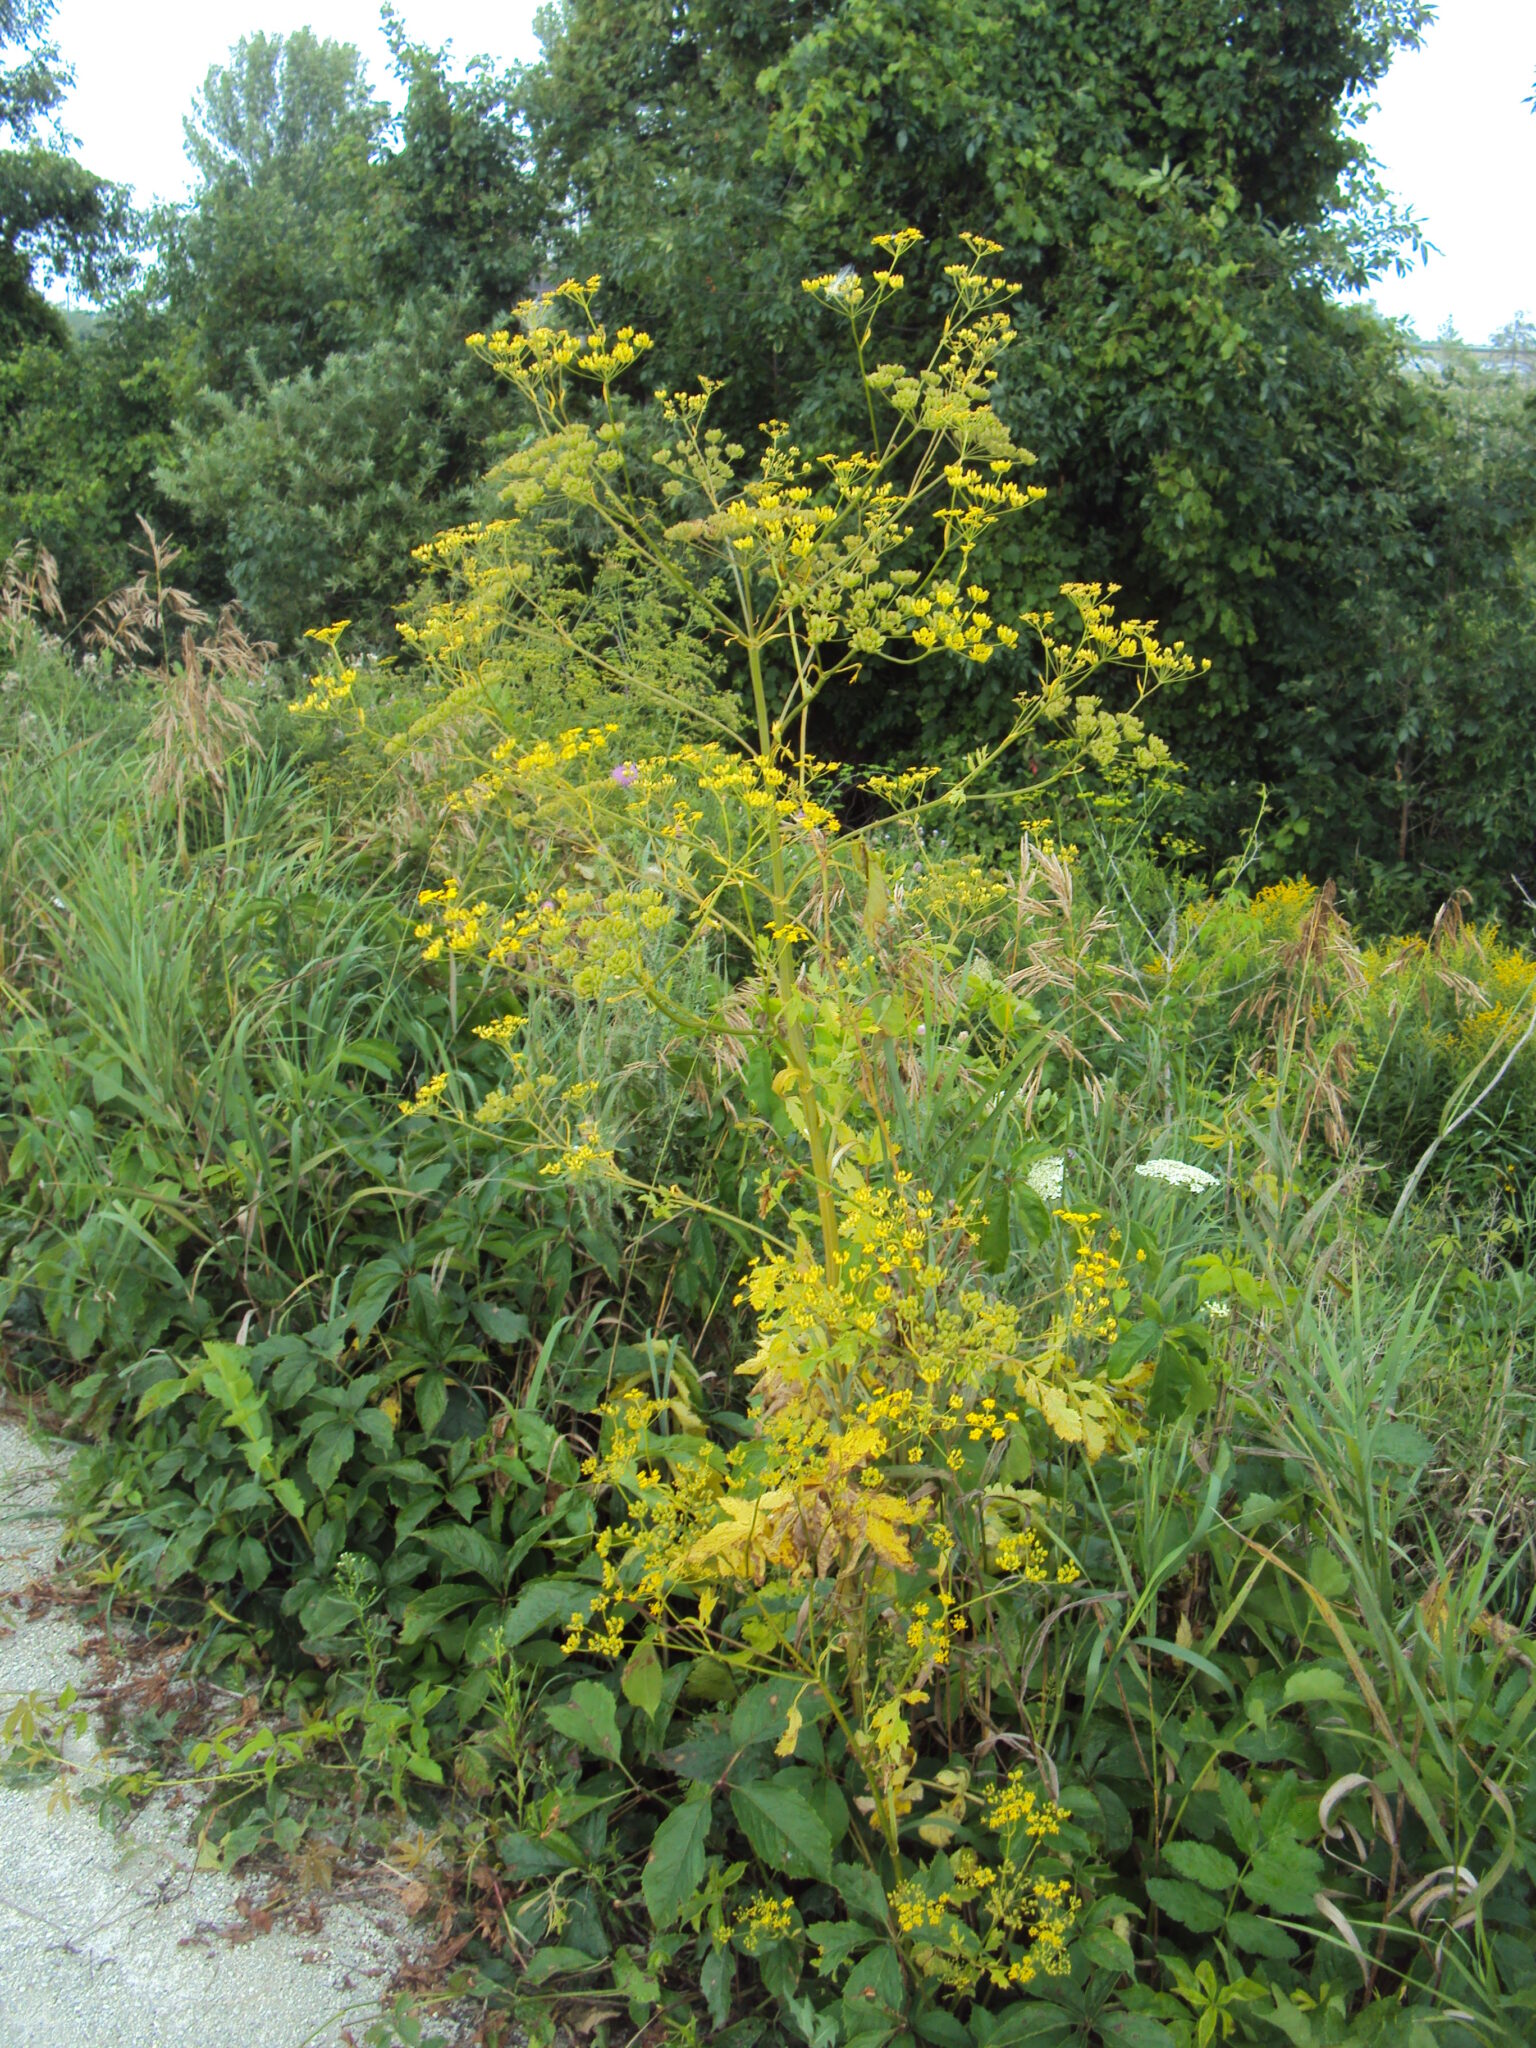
1135, 1157, 1220, 1193
1025, 1155, 1065, 1203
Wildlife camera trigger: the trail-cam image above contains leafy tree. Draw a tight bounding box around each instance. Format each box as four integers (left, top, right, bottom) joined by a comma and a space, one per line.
525, 0, 1536, 912
158, 294, 508, 643
152, 22, 542, 641
0, 300, 177, 608
154, 30, 391, 397
0, 0, 132, 345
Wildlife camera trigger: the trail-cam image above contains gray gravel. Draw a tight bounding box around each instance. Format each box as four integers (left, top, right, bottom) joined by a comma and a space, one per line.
0, 1416, 425, 2048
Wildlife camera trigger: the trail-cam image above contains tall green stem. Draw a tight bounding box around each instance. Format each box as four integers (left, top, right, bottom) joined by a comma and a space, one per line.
745, 635, 841, 1283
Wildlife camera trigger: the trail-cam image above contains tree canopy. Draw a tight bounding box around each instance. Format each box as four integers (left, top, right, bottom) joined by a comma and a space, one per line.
0, 0, 131, 344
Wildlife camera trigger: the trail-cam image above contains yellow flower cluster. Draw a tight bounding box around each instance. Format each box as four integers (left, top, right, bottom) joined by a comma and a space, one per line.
537, 1120, 620, 1187
728, 1892, 796, 1953
1056, 1210, 1125, 1343
288, 666, 359, 719
471, 1011, 525, 1044
992, 1526, 1080, 1586
399, 1071, 449, 1118
983, 1769, 1069, 1840
414, 878, 492, 961
901, 1593, 965, 1668
898, 578, 1021, 663
895, 1819, 1078, 1996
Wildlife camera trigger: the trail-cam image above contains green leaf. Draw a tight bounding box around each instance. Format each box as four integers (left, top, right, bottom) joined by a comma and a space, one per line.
730, 1779, 833, 1880
417, 1521, 508, 1589
1217, 1768, 1261, 1856
833, 1859, 891, 1927
1145, 1877, 1225, 1932
544, 1680, 621, 1762
1225, 1911, 1300, 1960
503, 1576, 590, 1646
1283, 1665, 1353, 1706
808, 1920, 878, 1977
521, 1945, 603, 1985
1098, 2019, 1178, 2048
134, 1372, 190, 1421
980, 1184, 1011, 1272
271, 1477, 306, 1518
414, 1371, 448, 1437
306, 1420, 354, 1494
470, 1300, 531, 1345
701, 1943, 734, 2027
237, 1536, 270, 1590
1163, 1840, 1240, 1892
399, 1580, 482, 1645
1241, 1836, 1324, 1916
622, 1640, 666, 1720
915, 2009, 972, 2048
841, 1945, 904, 2029
642, 1794, 713, 1929
729, 1679, 802, 1748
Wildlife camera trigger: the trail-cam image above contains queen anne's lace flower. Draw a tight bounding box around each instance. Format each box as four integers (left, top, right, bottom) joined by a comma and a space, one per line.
1025, 1155, 1064, 1203
1135, 1157, 1219, 1193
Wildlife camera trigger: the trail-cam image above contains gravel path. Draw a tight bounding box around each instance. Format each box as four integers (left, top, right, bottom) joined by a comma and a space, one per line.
0, 1415, 426, 2048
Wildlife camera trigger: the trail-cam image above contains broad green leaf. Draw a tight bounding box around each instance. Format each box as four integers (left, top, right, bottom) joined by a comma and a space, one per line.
544, 1679, 621, 1761
701, 1943, 733, 2027
1283, 1665, 1353, 1706
417, 1521, 508, 1589
1241, 1836, 1325, 1916
1225, 1911, 1300, 1960
622, 1639, 665, 1720
642, 1793, 713, 1929
1145, 1876, 1225, 1933
503, 1577, 589, 1646
399, 1581, 482, 1645
470, 1300, 531, 1345
1163, 1840, 1240, 1892
414, 1371, 448, 1437
841, 1945, 904, 2028
306, 1420, 354, 1494
730, 1779, 833, 1880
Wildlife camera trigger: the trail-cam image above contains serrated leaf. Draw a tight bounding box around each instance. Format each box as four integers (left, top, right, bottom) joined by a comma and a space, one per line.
1163, 1839, 1240, 1892
808, 1919, 878, 1976
544, 1679, 620, 1761
417, 1521, 508, 1588
1145, 1876, 1226, 1932
1225, 1911, 1300, 1960
306, 1419, 354, 1494
1241, 1835, 1325, 1916
730, 1779, 833, 1879
1283, 1665, 1353, 1706
642, 1794, 713, 1929
622, 1639, 665, 1720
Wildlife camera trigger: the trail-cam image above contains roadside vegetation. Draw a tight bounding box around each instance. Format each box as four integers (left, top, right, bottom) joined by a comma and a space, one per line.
3, 239, 1535, 2048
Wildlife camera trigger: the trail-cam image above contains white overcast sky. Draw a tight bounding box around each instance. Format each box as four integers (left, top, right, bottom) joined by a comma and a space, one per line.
47, 0, 1536, 343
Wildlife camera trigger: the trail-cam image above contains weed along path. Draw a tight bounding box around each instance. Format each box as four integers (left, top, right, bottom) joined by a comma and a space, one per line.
0, 1416, 423, 2048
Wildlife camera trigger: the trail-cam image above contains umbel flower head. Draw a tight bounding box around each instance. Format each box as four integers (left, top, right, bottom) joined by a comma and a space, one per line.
1135, 1157, 1220, 1193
